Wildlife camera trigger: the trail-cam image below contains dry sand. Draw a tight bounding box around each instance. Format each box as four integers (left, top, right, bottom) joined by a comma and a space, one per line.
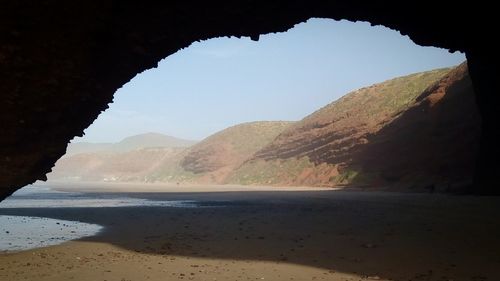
1, 184, 500, 281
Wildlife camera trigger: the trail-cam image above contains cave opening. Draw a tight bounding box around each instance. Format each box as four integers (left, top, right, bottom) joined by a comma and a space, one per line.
1, 2, 499, 201
1, 6, 500, 280
42, 18, 470, 190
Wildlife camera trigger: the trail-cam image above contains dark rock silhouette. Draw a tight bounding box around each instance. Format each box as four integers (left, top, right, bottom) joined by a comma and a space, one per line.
0, 2, 497, 199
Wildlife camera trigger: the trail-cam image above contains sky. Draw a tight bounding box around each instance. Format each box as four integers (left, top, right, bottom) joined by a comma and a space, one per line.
75, 18, 466, 143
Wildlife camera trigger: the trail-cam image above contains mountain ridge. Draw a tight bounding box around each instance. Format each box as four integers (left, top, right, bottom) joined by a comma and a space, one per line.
64, 133, 197, 156
228, 63, 479, 191
50, 63, 479, 192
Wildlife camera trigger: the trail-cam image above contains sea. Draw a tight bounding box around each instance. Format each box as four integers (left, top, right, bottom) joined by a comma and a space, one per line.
0, 184, 197, 252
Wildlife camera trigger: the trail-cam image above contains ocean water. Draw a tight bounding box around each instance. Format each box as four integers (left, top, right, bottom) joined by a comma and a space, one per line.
0, 184, 198, 252
0, 185, 198, 208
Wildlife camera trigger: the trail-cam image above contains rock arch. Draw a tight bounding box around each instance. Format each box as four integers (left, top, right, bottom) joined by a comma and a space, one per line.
0, 1, 497, 200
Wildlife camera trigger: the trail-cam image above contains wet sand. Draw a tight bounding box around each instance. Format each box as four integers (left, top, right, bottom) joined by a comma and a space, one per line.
1, 184, 500, 281
0, 216, 101, 252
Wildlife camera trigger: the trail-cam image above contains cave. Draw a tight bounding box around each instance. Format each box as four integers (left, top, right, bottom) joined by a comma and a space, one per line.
0, 1, 497, 200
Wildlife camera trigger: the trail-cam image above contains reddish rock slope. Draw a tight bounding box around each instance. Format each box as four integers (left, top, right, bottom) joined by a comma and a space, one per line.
230, 64, 480, 191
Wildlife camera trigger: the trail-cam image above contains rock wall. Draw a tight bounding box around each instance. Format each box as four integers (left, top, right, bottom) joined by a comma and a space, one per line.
0, 1, 497, 199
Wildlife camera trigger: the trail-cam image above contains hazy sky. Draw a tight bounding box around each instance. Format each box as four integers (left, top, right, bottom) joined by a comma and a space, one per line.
76, 18, 466, 143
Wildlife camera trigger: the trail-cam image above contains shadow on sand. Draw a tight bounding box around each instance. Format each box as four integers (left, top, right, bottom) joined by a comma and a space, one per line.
1, 190, 500, 280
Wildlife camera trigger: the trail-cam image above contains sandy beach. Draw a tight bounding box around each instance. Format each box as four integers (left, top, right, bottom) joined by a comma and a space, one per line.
1, 184, 500, 281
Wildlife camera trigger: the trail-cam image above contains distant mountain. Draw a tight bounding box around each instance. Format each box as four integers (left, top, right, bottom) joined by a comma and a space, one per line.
64, 133, 196, 156
50, 147, 186, 182
50, 133, 196, 181
227, 63, 480, 191
50, 124, 291, 183
63, 142, 114, 156
113, 133, 197, 152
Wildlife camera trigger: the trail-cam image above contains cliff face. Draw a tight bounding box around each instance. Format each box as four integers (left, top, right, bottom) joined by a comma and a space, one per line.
253, 69, 451, 163
345, 63, 480, 190
229, 64, 480, 190
1, 2, 496, 199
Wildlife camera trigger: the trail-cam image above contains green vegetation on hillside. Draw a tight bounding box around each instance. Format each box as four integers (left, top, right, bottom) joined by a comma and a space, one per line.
148, 121, 294, 183
228, 67, 454, 187
226, 157, 315, 185
180, 121, 293, 176
50, 65, 477, 191
147, 158, 198, 183
188, 121, 292, 157
301, 68, 451, 126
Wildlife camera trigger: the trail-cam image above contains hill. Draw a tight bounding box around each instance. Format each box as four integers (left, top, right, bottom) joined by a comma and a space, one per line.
49, 147, 185, 182
113, 133, 196, 152
227, 63, 480, 191
64, 133, 196, 156
50, 64, 479, 191
50, 133, 196, 181
150, 121, 292, 183
49, 123, 292, 183
63, 142, 113, 156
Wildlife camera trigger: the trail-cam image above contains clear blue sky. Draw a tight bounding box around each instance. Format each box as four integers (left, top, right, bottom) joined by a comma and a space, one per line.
76, 18, 466, 143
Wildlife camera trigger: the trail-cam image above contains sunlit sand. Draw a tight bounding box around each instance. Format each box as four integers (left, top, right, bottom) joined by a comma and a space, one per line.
1, 183, 499, 281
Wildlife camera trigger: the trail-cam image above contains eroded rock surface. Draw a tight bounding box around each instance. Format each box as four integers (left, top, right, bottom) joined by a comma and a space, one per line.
0, 2, 497, 199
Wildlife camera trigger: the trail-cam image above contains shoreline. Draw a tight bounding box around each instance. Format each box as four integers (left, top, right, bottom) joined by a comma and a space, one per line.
42, 180, 342, 193
1, 185, 499, 280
